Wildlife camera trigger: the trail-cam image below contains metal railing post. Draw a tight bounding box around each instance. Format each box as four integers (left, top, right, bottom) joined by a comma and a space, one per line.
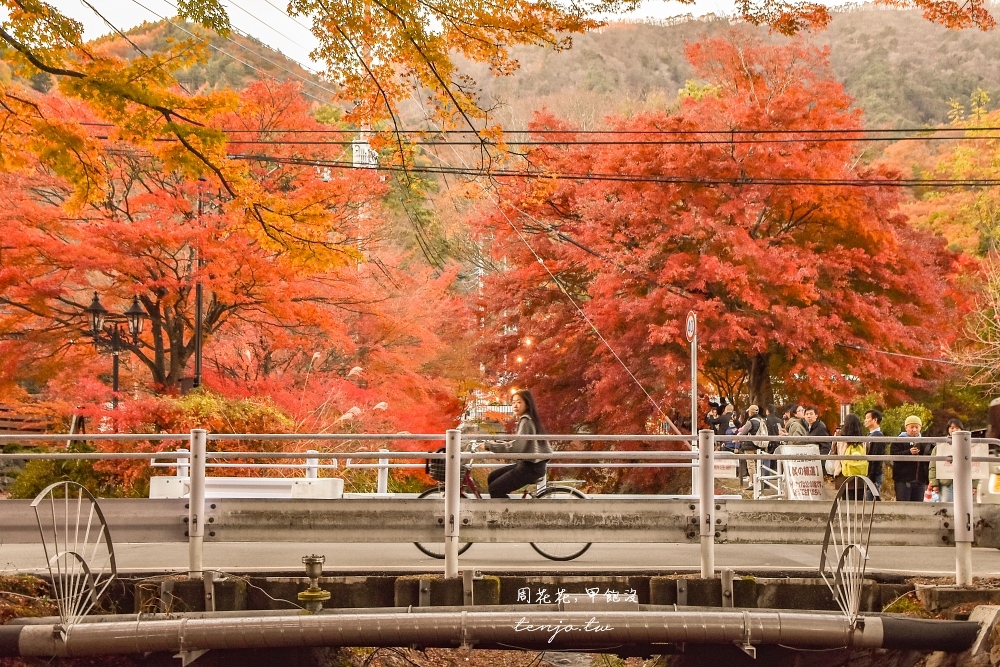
952, 429, 974, 586
188, 429, 207, 580
698, 429, 715, 578
377, 448, 390, 494
305, 450, 319, 479
444, 429, 461, 578
691, 438, 699, 497
177, 448, 189, 478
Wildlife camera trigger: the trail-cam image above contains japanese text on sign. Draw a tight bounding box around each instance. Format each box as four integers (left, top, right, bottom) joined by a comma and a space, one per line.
516, 587, 638, 605
777, 444, 824, 500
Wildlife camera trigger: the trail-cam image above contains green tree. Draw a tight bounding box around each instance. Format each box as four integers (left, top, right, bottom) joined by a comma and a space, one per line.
852, 393, 933, 438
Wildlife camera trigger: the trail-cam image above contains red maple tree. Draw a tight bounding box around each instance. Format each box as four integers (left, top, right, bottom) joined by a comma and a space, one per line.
472, 32, 972, 435
0, 80, 468, 442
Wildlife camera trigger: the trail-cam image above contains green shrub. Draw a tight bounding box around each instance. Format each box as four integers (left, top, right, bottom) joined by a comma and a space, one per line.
6, 444, 130, 499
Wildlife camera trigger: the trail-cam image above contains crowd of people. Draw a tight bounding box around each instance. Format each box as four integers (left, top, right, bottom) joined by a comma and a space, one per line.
703, 399, 964, 501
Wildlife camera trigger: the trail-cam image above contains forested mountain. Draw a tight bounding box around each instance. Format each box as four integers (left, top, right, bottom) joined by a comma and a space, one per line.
464, 7, 1000, 128
80, 6, 1000, 130
117, 20, 328, 100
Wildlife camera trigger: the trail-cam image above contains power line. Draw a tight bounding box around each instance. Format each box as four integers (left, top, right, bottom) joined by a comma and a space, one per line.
95, 142, 1000, 188
141, 135, 1000, 145
412, 111, 682, 434
126, 0, 330, 104
79, 0, 194, 96
836, 343, 994, 370
70, 122, 1000, 136
413, 127, 1000, 135
157, 0, 336, 98
224, 154, 1000, 187
224, 0, 320, 75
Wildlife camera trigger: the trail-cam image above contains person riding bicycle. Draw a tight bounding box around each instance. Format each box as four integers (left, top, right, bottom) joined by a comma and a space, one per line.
484, 389, 551, 499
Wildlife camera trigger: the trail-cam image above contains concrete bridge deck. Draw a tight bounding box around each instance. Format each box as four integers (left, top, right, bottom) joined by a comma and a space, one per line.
3, 541, 1000, 577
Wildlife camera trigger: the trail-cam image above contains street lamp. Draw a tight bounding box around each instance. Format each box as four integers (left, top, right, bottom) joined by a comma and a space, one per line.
84, 292, 147, 408
193, 176, 207, 389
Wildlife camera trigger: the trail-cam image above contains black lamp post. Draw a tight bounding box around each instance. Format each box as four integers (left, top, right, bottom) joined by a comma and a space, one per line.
193, 176, 207, 389
84, 292, 147, 408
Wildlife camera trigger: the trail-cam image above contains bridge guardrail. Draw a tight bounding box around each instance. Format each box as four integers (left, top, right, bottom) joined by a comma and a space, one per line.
2, 429, 999, 584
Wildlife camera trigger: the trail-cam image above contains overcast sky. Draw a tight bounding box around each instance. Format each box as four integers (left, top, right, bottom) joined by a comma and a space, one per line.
44, 0, 746, 69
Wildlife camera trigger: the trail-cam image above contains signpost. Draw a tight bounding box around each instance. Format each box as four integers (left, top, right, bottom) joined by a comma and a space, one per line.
687, 312, 697, 496
777, 444, 824, 500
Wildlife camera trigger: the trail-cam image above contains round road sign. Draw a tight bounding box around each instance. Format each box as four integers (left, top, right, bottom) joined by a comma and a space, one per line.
686, 311, 696, 342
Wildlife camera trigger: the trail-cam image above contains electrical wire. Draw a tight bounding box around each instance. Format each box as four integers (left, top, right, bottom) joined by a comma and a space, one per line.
835, 343, 995, 370
96, 143, 1000, 188
81, 134, 1000, 147
71, 121, 1000, 137
224, 0, 321, 75
224, 154, 1000, 187
414, 113, 682, 432
118, 135, 1000, 145
158, 0, 335, 99
126, 0, 330, 104
78, 0, 194, 96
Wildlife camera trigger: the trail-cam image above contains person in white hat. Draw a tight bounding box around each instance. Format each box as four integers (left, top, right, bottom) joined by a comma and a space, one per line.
890, 415, 931, 501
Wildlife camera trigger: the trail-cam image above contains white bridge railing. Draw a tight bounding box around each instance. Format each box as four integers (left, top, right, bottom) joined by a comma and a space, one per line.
2, 430, 999, 585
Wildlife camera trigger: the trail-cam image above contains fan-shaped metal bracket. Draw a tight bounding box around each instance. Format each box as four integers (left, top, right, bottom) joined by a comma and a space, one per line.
819, 475, 879, 626
31, 481, 117, 627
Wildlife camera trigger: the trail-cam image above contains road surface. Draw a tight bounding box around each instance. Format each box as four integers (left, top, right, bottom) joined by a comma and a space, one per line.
2, 542, 998, 576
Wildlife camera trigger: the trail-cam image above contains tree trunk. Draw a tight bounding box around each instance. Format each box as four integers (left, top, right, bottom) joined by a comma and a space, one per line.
747, 352, 773, 409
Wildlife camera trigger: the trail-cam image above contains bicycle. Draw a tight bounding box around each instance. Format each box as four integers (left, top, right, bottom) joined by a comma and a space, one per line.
414, 446, 592, 561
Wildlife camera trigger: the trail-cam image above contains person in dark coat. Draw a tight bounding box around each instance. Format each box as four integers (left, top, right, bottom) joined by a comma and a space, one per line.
804, 406, 831, 455
890, 415, 932, 502
761, 404, 782, 476
707, 402, 735, 441
863, 408, 885, 500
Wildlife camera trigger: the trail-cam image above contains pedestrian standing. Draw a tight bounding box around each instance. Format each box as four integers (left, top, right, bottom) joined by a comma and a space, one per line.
890, 415, 931, 502
863, 409, 885, 501
708, 401, 734, 442
804, 407, 831, 454
762, 404, 782, 476
784, 404, 808, 438
833, 413, 868, 499
804, 406, 832, 477
737, 405, 768, 488
929, 418, 973, 503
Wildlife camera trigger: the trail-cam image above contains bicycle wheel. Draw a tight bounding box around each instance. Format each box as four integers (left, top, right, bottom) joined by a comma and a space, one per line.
529, 486, 592, 561
413, 486, 474, 559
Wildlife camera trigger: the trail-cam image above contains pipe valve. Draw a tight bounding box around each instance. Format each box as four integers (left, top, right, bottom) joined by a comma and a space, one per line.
298, 554, 331, 614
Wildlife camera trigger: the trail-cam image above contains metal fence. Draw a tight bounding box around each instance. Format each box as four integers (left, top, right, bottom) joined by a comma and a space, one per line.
2, 429, 999, 585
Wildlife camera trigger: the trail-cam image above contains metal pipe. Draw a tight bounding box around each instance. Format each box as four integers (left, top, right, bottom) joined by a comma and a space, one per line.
305, 450, 319, 479
111, 338, 120, 409
952, 429, 974, 586
698, 429, 715, 578
176, 448, 189, 479
0, 610, 896, 657
1, 432, 968, 444
377, 448, 389, 493
188, 429, 207, 579
153, 462, 340, 470
444, 429, 461, 578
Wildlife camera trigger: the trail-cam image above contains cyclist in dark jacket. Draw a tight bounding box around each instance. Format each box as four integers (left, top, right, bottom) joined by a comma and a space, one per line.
485, 390, 551, 498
